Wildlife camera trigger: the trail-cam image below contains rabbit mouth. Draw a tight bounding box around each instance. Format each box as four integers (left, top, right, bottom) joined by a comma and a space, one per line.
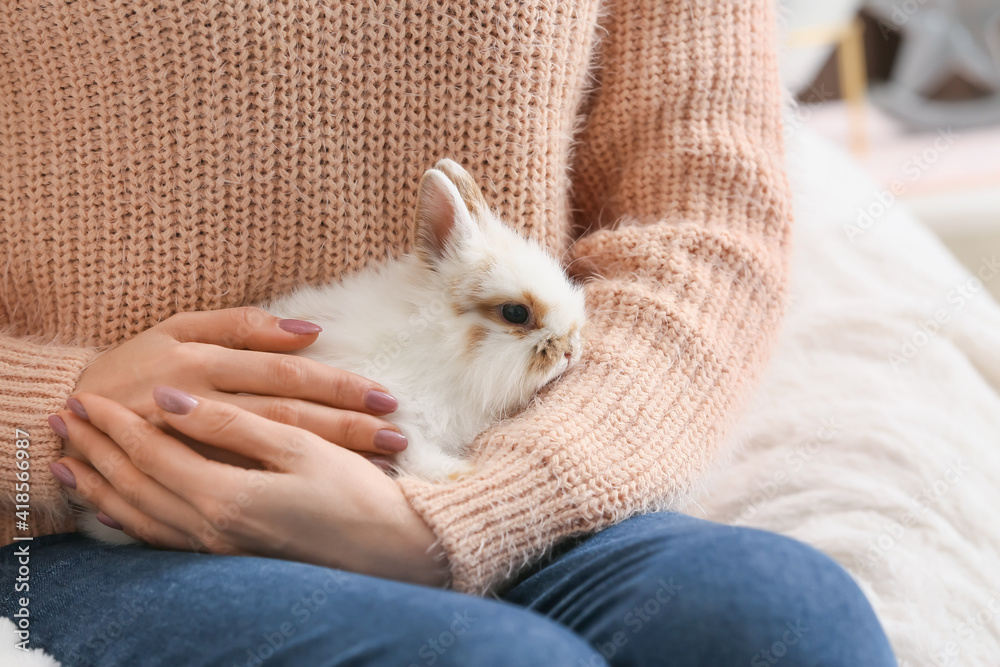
550, 356, 573, 381
530, 336, 578, 382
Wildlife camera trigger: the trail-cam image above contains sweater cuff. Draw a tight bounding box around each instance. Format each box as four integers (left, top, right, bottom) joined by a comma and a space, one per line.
398, 439, 583, 596
0, 335, 100, 541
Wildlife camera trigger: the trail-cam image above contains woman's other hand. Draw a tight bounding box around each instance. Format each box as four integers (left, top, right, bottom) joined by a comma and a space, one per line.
51, 390, 449, 587
64, 307, 407, 464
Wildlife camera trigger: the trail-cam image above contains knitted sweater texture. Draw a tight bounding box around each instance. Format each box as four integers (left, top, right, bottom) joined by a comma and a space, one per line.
0, 0, 792, 595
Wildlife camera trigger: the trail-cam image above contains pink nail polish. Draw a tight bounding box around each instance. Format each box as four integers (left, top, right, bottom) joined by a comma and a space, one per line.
48, 414, 68, 439
364, 390, 398, 414
278, 319, 323, 335
373, 429, 408, 453
49, 461, 77, 489
67, 397, 89, 420
96, 512, 123, 530
153, 386, 199, 415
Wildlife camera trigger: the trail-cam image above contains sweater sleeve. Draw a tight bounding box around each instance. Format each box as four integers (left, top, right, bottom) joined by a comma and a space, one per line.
396, 0, 793, 595
0, 333, 100, 542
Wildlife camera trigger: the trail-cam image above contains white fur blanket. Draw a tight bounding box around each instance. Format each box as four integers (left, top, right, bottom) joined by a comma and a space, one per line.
690, 127, 1000, 666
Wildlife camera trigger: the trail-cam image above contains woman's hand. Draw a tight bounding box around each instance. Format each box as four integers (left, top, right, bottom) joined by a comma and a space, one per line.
51, 389, 450, 587
66, 307, 409, 464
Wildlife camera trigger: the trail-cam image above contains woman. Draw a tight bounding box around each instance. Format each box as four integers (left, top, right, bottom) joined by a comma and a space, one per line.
0, 0, 896, 664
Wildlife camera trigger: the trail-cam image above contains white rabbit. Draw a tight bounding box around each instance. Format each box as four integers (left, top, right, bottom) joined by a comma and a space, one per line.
264, 159, 588, 481
81, 159, 587, 544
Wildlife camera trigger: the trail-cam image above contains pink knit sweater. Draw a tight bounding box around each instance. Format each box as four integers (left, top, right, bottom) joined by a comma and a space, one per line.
0, 0, 792, 595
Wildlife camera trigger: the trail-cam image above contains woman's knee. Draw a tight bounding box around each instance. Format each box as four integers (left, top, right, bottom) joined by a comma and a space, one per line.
618, 519, 897, 666
534, 514, 896, 666
706, 527, 893, 661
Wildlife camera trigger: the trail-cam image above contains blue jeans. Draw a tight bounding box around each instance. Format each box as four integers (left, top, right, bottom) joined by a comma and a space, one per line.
1, 512, 895, 666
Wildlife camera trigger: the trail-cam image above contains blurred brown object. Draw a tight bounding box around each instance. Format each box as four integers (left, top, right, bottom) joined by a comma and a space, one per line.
788, 18, 869, 154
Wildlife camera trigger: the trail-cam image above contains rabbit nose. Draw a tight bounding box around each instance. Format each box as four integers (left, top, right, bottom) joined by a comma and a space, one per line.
564, 351, 572, 360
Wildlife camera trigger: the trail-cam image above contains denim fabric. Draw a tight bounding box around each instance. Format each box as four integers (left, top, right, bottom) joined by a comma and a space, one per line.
1, 512, 896, 666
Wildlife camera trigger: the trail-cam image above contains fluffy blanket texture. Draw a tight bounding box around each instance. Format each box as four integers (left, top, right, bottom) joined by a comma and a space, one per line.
690, 127, 1000, 665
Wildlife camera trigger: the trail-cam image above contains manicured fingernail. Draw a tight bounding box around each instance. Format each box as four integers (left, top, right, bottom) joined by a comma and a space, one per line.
278, 319, 323, 335
364, 390, 398, 414
96, 512, 123, 530
48, 414, 69, 439
152, 386, 199, 415
373, 429, 408, 453
49, 461, 77, 489
67, 397, 89, 420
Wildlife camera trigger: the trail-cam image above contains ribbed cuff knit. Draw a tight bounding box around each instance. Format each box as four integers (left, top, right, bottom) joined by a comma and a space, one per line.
0, 335, 98, 542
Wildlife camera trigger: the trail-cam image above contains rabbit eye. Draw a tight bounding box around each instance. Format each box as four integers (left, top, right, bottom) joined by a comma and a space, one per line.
500, 303, 530, 325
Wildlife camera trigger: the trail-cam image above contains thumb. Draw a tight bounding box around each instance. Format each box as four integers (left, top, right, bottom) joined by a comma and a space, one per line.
159, 307, 322, 352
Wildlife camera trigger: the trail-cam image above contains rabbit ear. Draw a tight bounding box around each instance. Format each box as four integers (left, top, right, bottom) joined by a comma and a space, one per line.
433, 159, 489, 218
414, 168, 473, 262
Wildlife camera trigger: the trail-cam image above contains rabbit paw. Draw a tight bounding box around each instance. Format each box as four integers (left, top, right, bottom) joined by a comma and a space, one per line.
396, 447, 475, 483
445, 460, 476, 481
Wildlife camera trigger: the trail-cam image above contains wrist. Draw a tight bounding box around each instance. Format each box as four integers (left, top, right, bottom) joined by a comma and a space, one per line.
392, 496, 451, 588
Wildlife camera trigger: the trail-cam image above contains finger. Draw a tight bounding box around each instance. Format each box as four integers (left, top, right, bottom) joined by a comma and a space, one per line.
58, 410, 208, 536
152, 386, 325, 472
223, 394, 408, 454
69, 393, 242, 502
207, 347, 399, 416
56, 454, 193, 551
160, 306, 323, 353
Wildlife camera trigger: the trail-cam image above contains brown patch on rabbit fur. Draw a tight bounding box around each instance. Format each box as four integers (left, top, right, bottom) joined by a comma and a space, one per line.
518, 290, 548, 328
449, 265, 546, 339
465, 324, 489, 358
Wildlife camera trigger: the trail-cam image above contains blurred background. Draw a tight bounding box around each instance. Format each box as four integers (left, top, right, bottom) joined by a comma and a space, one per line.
779, 0, 1000, 299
